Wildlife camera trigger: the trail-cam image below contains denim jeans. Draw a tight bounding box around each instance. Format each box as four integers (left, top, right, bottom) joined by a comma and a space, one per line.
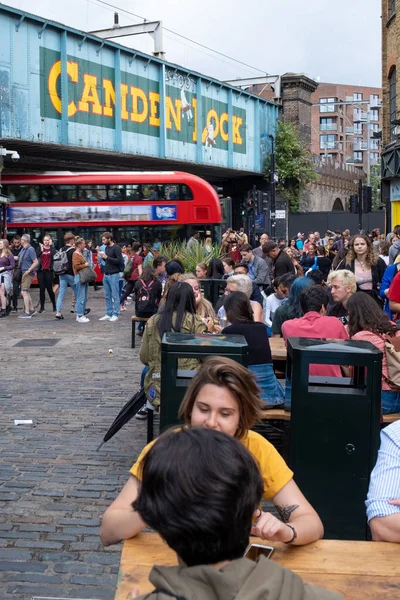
381, 390, 400, 414
248, 363, 285, 406
74, 275, 88, 317
56, 274, 77, 312
103, 273, 120, 317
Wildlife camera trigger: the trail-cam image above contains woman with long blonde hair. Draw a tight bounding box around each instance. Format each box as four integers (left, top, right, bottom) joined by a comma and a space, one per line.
0, 239, 15, 317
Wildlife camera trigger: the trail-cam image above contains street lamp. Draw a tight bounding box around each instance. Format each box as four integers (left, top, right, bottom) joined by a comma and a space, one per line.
268, 134, 277, 239
0, 146, 20, 238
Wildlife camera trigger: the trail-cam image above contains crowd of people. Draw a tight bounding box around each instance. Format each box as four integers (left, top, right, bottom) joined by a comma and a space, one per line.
2, 224, 400, 597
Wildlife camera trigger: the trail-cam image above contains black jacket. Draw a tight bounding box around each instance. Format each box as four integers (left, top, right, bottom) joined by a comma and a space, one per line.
273, 250, 295, 278
345, 257, 386, 292
104, 244, 123, 275
36, 245, 57, 271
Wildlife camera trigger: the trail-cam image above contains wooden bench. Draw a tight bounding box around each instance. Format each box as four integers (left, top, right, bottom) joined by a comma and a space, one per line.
131, 316, 149, 349
259, 409, 400, 425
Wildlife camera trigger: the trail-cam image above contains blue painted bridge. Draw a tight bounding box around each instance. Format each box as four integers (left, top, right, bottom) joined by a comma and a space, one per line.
0, 4, 279, 181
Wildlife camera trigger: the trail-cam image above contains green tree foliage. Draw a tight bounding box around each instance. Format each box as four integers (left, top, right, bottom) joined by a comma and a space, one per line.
265, 120, 317, 213
370, 163, 383, 211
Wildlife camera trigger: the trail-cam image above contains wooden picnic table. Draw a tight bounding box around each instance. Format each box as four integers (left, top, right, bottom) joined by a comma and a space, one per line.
114, 532, 400, 600
269, 336, 287, 361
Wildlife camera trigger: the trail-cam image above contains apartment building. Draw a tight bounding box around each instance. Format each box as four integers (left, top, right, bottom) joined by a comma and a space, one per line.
381, 0, 400, 230
311, 83, 382, 175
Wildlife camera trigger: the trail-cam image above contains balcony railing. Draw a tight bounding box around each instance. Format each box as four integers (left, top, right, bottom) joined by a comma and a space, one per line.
320, 142, 337, 150
353, 111, 368, 122
320, 123, 337, 131
353, 141, 368, 151
369, 98, 382, 109
353, 157, 363, 164
346, 127, 354, 135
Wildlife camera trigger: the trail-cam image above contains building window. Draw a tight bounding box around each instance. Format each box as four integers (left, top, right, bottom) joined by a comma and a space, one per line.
370, 153, 379, 165
370, 109, 379, 121
354, 93, 363, 101
371, 94, 379, 101
390, 67, 397, 140
370, 138, 379, 150
320, 98, 336, 113
320, 117, 337, 131
354, 124, 363, 135
370, 123, 379, 132
354, 151, 363, 163
320, 134, 337, 149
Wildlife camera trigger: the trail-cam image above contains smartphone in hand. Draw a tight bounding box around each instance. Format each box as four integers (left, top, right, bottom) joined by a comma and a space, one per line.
244, 543, 274, 561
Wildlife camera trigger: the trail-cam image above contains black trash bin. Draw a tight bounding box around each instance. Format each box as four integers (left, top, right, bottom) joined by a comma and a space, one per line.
286, 337, 382, 541
199, 279, 226, 306
160, 332, 248, 432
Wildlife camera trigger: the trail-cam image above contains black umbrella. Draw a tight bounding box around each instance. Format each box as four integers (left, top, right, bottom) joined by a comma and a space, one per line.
96, 388, 146, 451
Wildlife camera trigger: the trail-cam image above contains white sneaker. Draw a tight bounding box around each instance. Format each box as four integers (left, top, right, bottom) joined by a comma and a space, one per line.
109, 315, 119, 322
99, 315, 112, 321
77, 316, 90, 323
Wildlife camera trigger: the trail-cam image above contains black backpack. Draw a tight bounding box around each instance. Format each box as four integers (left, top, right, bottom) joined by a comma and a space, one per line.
135, 279, 156, 315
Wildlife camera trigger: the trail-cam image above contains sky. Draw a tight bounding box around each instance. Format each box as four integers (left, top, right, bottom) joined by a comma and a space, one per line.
4, 0, 382, 87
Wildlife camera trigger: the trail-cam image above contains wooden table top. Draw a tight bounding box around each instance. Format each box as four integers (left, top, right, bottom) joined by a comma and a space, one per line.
269, 336, 287, 361
114, 533, 400, 600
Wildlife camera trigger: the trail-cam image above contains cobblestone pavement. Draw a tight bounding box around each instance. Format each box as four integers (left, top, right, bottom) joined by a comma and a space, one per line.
0, 287, 150, 599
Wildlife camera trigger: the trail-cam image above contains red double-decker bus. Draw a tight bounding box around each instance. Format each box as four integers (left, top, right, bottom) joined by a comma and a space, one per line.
2, 171, 222, 246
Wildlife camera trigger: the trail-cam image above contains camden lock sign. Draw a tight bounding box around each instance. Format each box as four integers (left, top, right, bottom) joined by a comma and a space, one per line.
40, 48, 246, 154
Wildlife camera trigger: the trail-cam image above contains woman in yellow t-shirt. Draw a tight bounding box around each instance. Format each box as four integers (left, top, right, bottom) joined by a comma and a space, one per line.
100, 358, 323, 547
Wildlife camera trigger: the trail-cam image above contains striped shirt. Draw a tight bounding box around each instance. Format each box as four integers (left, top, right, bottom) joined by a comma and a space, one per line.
366, 421, 400, 522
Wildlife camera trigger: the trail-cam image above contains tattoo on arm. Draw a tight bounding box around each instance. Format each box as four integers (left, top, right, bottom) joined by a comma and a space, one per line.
276, 504, 299, 523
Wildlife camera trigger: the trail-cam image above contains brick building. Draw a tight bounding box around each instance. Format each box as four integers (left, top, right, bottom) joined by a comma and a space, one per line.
381, 0, 400, 230
311, 83, 382, 177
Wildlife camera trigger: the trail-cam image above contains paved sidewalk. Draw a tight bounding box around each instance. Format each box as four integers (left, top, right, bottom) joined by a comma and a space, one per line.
0, 287, 149, 599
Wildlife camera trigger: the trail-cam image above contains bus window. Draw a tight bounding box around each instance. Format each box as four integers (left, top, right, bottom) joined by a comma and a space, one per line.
42, 185, 77, 202
126, 185, 141, 200
7, 185, 40, 202
181, 185, 193, 200
142, 184, 164, 200
108, 186, 126, 201
165, 185, 178, 200
79, 186, 107, 201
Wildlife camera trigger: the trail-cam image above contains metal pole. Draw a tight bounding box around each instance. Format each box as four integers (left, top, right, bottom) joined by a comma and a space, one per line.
358, 178, 363, 232
0, 154, 4, 239
269, 135, 276, 240
366, 108, 371, 187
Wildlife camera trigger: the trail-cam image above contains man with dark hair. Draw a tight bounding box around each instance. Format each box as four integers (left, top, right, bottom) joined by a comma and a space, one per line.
98, 232, 123, 322
153, 255, 167, 285
263, 241, 295, 278
131, 427, 342, 600
187, 231, 199, 251
282, 286, 348, 379
10, 236, 22, 313
240, 243, 270, 287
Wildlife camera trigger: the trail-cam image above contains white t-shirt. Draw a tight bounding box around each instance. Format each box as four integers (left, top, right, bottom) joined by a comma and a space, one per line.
263, 293, 287, 328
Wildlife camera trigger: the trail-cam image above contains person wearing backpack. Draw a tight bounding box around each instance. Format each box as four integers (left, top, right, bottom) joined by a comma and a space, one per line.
134, 266, 162, 336
54, 232, 77, 320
